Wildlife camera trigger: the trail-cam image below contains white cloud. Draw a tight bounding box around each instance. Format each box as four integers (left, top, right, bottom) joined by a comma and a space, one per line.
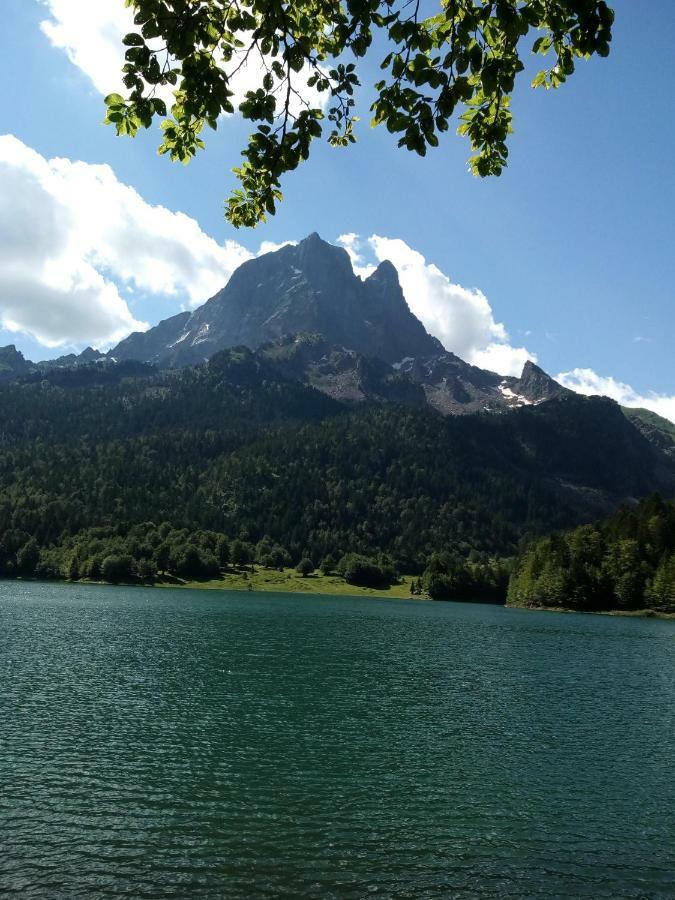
0, 134, 252, 348
557, 368, 675, 425
336, 232, 376, 279
258, 239, 297, 256
40, 0, 132, 95
2, 143, 667, 416
337, 234, 535, 376
39, 0, 327, 115
471, 343, 533, 376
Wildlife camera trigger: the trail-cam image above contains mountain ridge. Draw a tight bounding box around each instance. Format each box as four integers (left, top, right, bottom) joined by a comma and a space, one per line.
110, 233, 444, 368
101, 232, 573, 415
2, 234, 671, 441
0, 347, 672, 578
0, 233, 571, 415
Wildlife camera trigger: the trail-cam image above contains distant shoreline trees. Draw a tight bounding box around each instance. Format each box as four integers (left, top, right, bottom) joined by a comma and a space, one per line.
5, 496, 675, 616
508, 495, 675, 613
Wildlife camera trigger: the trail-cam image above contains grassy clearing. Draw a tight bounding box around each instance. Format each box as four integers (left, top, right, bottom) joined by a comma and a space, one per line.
161, 567, 418, 599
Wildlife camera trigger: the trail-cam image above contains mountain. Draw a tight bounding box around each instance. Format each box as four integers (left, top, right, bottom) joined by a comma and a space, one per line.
1, 344, 110, 384
111, 311, 192, 366
0, 234, 581, 418
103, 232, 574, 416
41, 346, 106, 369
623, 407, 675, 460
0, 345, 35, 383
254, 334, 568, 413
0, 236, 661, 425
395, 355, 570, 415
110, 233, 444, 367
0, 350, 672, 583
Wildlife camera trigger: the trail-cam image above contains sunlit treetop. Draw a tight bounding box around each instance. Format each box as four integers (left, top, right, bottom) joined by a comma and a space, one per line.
104, 0, 614, 227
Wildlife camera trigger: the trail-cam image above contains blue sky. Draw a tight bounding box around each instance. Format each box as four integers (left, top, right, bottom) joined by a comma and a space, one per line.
1, 1, 674, 417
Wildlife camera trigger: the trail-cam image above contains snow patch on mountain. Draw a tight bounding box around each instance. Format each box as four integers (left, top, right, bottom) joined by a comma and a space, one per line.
499, 383, 533, 406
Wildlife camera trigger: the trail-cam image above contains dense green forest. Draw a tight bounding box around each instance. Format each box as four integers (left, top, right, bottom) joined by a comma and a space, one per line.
508, 495, 675, 613
0, 350, 672, 593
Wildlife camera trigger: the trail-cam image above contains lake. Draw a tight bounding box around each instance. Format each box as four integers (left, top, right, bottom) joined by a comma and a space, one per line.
1, 581, 674, 898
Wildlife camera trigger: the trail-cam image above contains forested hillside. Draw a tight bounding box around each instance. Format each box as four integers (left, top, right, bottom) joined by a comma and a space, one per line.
624, 407, 675, 460
508, 495, 675, 613
0, 349, 672, 587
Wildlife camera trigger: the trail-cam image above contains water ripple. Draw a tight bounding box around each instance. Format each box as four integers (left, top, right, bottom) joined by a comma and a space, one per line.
1, 582, 674, 898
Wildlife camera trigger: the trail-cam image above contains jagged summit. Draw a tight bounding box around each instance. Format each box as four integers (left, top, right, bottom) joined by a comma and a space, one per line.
515, 360, 569, 398
0, 344, 32, 382
108, 233, 444, 367
364, 259, 403, 298
367, 258, 398, 280
390, 353, 570, 415
0, 235, 575, 418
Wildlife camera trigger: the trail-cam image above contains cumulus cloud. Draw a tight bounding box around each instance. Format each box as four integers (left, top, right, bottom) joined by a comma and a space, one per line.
258, 239, 298, 256
40, 0, 132, 95
3, 140, 667, 417
0, 134, 252, 347
337, 233, 535, 376
471, 343, 533, 376
39, 0, 327, 114
557, 369, 675, 424
336, 232, 376, 279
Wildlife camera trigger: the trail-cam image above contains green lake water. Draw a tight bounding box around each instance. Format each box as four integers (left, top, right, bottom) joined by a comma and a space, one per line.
1, 581, 674, 898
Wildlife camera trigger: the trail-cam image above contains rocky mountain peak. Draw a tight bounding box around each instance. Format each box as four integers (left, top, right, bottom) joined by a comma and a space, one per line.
299, 230, 322, 245
92, 233, 572, 417
0, 344, 32, 382
80, 346, 103, 362
367, 259, 398, 284
291, 231, 355, 289
511, 359, 570, 403
0, 344, 24, 361
107, 234, 444, 367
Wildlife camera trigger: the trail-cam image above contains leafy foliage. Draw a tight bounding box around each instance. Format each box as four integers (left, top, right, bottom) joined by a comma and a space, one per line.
336, 552, 398, 587
105, 0, 614, 225
296, 557, 315, 577
29, 522, 229, 584
508, 495, 675, 612
422, 551, 510, 602
0, 352, 669, 592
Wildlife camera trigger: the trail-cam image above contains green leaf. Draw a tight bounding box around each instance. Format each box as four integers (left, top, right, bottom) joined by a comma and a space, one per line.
122, 33, 144, 47
103, 0, 614, 226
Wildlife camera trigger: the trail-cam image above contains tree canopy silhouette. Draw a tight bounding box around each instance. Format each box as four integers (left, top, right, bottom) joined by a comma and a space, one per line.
105, 0, 614, 226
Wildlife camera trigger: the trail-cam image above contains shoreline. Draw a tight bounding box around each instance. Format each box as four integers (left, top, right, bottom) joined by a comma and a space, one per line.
507, 603, 675, 620
4, 574, 674, 618
1, 570, 421, 601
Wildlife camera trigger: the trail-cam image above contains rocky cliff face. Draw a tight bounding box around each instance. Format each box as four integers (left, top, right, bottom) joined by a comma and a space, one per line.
40, 346, 106, 370
258, 333, 427, 406
0, 345, 33, 382
0, 235, 575, 419
110, 311, 191, 364
99, 231, 572, 416
395, 354, 570, 415
109, 233, 443, 368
